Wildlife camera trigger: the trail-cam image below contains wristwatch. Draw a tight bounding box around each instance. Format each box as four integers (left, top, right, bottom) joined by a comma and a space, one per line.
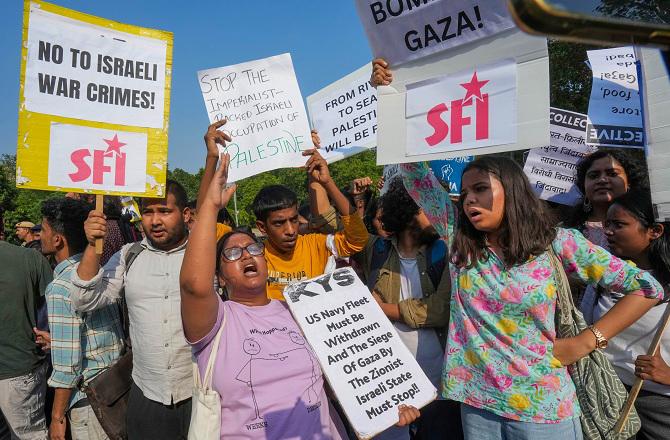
587, 325, 608, 349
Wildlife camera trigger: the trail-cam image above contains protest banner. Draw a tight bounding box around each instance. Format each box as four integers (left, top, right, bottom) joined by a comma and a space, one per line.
16, 0, 172, 196
307, 64, 377, 163
405, 58, 517, 156
428, 156, 473, 194
284, 267, 437, 439
197, 54, 312, 182
586, 46, 644, 149
355, 0, 514, 66
639, 48, 670, 221
523, 108, 597, 206
375, 28, 549, 165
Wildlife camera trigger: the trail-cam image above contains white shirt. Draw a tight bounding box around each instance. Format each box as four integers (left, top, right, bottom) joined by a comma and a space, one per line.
394, 255, 444, 390
594, 288, 670, 396
70, 239, 192, 405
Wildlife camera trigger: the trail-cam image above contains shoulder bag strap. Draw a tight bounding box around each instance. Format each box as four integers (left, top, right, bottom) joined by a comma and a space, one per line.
194, 310, 227, 392
547, 245, 576, 330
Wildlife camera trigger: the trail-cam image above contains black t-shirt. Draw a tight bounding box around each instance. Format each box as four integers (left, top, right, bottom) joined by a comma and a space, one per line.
0, 242, 53, 379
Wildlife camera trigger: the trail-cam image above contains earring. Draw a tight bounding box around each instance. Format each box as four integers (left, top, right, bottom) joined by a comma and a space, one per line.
583, 198, 592, 213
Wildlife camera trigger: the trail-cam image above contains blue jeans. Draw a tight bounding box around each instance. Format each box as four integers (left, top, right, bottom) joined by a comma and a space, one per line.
461, 404, 583, 440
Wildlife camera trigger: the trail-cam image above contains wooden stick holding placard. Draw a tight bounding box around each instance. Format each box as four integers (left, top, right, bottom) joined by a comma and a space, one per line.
615, 302, 670, 433
95, 194, 104, 255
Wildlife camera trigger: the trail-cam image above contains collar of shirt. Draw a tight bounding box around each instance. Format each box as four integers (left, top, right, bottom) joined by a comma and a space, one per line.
140, 237, 188, 254
53, 253, 83, 277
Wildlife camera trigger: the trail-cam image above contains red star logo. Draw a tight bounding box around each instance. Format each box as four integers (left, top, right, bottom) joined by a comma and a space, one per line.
460, 71, 489, 103
103, 134, 127, 157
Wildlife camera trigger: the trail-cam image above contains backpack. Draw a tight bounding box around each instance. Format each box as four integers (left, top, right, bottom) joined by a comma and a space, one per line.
118, 242, 144, 346
366, 237, 447, 292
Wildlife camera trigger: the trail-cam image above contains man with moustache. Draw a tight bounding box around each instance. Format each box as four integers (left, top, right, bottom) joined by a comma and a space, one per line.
68, 181, 193, 439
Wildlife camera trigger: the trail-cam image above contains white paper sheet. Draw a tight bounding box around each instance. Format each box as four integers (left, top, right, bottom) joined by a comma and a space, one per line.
197, 53, 312, 182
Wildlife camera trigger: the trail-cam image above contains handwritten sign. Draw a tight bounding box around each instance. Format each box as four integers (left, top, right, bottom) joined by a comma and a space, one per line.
355, 0, 514, 66
405, 58, 517, 156
586, 47, 644, 148
307, 64, 377, 163
197, 53, 312, 182
16, 0, 172, 196
524, 108, 598, 205
284, 267, 436, 439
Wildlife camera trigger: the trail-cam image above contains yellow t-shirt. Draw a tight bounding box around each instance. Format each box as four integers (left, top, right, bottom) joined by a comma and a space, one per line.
216, 223, 233, 241
264, 214, 368, 300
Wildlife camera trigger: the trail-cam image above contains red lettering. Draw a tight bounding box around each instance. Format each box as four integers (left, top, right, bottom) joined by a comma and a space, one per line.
92, 150, 111, 184
68, 149, 91, 182
475, 94, 489, 140
424, 103, 449, 146
114, 153, 126, 186
450, 98, 472, 144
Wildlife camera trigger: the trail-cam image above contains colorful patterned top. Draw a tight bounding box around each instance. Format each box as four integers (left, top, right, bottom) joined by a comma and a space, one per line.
399, 162, 665, 423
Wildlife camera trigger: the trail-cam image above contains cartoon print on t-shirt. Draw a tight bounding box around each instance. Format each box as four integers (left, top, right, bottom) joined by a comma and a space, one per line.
235, 338, 286, 420
270, 331, 321, 409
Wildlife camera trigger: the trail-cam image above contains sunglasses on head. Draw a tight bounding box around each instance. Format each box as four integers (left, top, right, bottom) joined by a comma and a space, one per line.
222, 242, 264, 261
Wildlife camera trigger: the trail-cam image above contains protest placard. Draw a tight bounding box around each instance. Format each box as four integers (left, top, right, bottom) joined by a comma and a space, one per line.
284, 267, 437, 439
405, 58, 517, 156
16, 0, 172, 197
380, 163, 401, 195
523, 108, 597, 205
307, 64, 377, 163
428, 156, 473, 194
586, 46, 644, 149
197, 54, 312, 182
375, 28, 549, 165
639, 48, 670, 221
355, 0, 514, 66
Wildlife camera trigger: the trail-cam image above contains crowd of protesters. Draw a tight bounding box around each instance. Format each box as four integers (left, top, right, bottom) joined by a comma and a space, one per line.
0, 60, 669, 440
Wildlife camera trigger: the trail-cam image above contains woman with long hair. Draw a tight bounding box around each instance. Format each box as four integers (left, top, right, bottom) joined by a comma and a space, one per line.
600, 190, 670, 440
179, 153, 419, 439
443, 156, 662, 439
564, 149, 649, 320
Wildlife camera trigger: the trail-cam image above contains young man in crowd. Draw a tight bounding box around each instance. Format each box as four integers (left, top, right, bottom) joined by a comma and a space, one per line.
69, 181, 193, 439
353, 177, 460, 440
198, 120, 369, 299
40, 198, 124, 440
0, 225, 53, 439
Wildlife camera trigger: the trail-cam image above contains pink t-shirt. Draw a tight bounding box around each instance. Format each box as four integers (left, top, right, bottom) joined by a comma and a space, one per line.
191, 298, 346, 439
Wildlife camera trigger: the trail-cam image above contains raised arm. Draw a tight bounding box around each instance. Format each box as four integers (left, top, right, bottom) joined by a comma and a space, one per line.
181, 153, 236, 342
196, 119, 232, 212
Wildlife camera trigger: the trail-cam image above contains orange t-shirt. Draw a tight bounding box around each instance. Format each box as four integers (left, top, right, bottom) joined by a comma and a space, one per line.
263, 214, 368, 300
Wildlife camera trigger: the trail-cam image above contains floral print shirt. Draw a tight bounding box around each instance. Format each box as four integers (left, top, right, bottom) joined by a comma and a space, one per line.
399, 162, 665, 423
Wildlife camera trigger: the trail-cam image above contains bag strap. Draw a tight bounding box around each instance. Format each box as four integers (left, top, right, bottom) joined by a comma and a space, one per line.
425, 238, 447, 290
547, 245, 576, 329
367, 238, 392, 291
194, 311, 227, 392
118, 242, 144, 347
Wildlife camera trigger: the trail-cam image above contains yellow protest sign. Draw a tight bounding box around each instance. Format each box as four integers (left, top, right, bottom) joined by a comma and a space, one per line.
17, 0, 173, 197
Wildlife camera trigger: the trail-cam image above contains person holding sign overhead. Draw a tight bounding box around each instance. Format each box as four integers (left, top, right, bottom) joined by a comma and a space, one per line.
197, 121, 369, 300
179, 152, 419, 438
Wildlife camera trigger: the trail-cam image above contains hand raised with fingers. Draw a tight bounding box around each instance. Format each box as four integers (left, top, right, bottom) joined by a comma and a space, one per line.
351, 177, 373, 196
204, 119, 232, 158
303, 148, 332, 186
311, 129, 321, 148
205, 153, 237, 210
371, 58, 393, 87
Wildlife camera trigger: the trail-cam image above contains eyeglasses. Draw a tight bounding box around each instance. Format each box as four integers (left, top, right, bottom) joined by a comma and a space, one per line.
222, 242, 264, 261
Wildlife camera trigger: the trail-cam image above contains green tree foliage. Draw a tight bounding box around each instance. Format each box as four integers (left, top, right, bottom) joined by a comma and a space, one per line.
548, 40, 597, 114
0, 154, 58, 243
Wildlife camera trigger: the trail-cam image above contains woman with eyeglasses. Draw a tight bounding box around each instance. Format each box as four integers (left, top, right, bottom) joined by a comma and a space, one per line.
179, 153, 420, 439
